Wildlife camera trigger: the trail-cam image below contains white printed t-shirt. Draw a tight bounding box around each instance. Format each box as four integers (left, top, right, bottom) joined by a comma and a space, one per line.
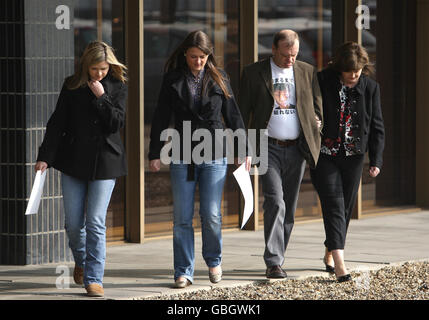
266, 58, 301, 140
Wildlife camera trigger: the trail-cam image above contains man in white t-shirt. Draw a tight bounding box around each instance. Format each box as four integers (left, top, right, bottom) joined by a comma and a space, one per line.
267, 58, 300, 140
239, 30, 323, 279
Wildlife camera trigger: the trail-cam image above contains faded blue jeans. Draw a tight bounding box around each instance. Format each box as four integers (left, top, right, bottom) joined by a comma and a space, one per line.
170, 158, 228, 283
61, 173, 116, 287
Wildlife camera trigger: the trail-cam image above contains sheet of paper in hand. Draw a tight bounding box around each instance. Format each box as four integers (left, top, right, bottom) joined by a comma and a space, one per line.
25, 170, 47, 215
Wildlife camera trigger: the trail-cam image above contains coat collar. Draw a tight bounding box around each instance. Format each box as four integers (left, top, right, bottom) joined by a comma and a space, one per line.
170, 70, 196, 117
169, 67, 219, 119
353, 74, 367, 95
259, 58, 274, 99
293, 61, 304, 109
170, 70, 190, 103
99, 73, 115, 96
322, 67, 367, 95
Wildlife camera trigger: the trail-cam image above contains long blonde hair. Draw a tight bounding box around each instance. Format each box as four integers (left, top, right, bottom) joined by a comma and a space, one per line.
66, 41, 127, 90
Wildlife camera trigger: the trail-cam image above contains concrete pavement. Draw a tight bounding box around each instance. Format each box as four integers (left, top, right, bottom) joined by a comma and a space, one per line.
0, 210, 428, 300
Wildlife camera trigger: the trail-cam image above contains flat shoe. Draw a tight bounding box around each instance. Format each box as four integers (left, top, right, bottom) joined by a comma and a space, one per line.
337, 274, 352, 283
209, 270, 222, 284
85, 283, 104, 297
174, 278, 192, 288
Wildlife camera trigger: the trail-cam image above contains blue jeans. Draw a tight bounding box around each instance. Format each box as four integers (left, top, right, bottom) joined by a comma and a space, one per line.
61, 173, 116, 287
170, 158, 228, 283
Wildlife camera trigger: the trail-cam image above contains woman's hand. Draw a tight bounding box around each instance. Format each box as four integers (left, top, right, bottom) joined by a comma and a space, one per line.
149, 159, 161, 172
88, 80, 105, 98
35, 161, 48, 173
369, 166, 380, 178
315, 115, 322, 129
234, 157, 252, 172
244, 156, 252, 172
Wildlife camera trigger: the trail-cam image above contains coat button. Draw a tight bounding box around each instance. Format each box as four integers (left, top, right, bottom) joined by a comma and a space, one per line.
353, 112, 358, 116
94, 120, 99, 125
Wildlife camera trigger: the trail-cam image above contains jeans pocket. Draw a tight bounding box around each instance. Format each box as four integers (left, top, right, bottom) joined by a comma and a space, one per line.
212, 157, 227, 166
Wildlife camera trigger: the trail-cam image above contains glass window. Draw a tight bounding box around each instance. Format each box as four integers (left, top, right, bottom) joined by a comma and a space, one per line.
361, 0, 378, 214
258, 0, 332, 70
144, 0, 241, 237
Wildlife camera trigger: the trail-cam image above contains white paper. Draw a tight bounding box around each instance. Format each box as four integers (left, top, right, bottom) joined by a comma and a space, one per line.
25, 170, 47, 215
233, 163, 254, 229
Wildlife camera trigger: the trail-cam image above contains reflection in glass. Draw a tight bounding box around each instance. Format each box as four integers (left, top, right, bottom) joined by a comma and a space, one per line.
258, 0, 332, 70
361, 0, 378, 214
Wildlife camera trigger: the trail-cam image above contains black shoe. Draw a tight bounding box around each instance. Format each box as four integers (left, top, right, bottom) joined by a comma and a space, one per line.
337, 274, 352, 283
266, 265, 287, 279
323, 258, 335, 274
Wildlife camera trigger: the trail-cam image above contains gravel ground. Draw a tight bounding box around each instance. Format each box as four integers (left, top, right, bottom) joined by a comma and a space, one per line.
149, 261, 429, 300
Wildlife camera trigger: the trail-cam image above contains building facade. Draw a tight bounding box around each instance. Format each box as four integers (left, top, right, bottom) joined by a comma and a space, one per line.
0, 0, 426, 265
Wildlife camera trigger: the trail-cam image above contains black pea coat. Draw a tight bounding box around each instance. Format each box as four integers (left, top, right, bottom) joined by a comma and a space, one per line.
317, 68, 385, 168
148, 68, 247, 162
37, 73, 128, 180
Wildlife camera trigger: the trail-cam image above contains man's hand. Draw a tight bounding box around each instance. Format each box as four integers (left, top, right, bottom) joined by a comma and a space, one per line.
149, 159, 161, 172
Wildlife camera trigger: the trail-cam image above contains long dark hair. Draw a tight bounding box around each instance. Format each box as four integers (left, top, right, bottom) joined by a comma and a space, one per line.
164, 30, 232, 98
329, 41, 374, 77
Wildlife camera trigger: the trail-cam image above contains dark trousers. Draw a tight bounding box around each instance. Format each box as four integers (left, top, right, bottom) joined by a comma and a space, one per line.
261, 143, 306, 267
310, 152, 364, 251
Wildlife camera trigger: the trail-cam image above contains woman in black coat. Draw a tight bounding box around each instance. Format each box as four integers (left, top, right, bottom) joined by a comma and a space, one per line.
35, 41, 127, 297
310, 42, 385, 282
148, 30, 250, 288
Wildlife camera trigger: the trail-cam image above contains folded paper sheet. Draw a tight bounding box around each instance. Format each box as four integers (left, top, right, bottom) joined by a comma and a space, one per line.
25, 170, 47, 215
233, 163, 254, 229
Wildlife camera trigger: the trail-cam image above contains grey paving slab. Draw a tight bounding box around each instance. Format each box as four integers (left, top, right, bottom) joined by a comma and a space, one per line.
0, 210, 428, 300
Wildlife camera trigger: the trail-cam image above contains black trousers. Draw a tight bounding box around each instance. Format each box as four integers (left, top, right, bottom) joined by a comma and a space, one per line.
310, 152, 364, 251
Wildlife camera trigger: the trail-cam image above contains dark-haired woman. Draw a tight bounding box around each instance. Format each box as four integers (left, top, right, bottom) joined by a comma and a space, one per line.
148, 30, 251, 288
35, 41, 128, 297
310, 42, 385, 282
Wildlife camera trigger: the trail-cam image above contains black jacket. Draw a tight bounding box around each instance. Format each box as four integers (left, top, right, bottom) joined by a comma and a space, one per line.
317, 68, 385, 168
37, 73, 128, 180
148, 68, 247, 162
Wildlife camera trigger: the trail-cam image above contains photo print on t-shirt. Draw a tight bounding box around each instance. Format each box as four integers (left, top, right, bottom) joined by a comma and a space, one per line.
273, 78, 296, 114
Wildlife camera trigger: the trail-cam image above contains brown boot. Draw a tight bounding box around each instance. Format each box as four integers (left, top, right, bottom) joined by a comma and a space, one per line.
85, 283, 104, 297
73, 264, 84, 285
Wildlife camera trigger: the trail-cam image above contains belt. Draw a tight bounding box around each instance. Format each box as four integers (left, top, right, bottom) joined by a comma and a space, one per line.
268, 137, 298, 147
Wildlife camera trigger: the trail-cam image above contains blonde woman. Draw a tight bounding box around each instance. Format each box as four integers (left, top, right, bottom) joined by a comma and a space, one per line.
35, 41, 128, 297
